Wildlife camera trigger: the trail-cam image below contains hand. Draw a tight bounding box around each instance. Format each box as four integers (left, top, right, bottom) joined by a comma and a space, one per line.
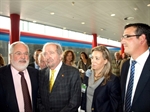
79, 69, 85, 73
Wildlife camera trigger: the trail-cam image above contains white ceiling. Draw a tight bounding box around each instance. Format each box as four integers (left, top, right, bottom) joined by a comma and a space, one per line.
0, 0, 150, 41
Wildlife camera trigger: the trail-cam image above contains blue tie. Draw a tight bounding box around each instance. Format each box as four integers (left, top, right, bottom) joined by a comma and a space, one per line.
125, 60, 137, 112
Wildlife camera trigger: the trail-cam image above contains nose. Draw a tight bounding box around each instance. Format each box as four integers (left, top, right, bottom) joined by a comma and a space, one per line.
21, 53, 26, 58
44, 54, 49, 59
91, 58, 96, 63
121, 38, 125, 44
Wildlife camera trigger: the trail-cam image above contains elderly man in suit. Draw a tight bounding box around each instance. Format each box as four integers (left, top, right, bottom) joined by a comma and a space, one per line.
121, 23, 150, 112
38, 42, 81, 112
0, 41, 39, 112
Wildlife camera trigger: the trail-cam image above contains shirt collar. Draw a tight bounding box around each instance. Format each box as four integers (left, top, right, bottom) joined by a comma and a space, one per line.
11, 65, 27, 75
50, 61, 62, 72
130, 49, 149, 66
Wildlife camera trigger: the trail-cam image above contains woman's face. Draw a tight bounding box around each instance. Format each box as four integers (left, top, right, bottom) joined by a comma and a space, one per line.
91, 51, 107, 71
81, 53, 86, 59
66, 52, 73, 62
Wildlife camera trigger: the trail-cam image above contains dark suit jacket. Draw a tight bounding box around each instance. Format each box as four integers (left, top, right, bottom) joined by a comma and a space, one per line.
0, 65, 39, 112
121, 55, 150, 112
81, 74, 121, 112
38, 63, 81, 112
28, 62, 35, 68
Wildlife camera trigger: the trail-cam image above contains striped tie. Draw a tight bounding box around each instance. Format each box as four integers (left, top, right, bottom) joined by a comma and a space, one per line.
125, 60, 137, 112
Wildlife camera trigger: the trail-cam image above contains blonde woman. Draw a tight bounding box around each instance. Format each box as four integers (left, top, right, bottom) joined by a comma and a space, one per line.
81, 45, 121, 112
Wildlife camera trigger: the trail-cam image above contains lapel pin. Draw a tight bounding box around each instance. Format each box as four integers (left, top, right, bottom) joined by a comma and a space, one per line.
62, 74, 64, 77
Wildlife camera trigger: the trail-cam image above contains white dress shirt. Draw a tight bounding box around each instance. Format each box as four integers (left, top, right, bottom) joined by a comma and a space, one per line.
49, 61, 62, 82
125, 49, 149, 104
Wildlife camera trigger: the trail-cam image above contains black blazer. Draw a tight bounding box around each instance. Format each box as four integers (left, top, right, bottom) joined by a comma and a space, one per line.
0, 65, 39, 112
38, 63, 81, 112
121, 54, 150, 112
81, 74, 121, 112
28, 62, 35, 68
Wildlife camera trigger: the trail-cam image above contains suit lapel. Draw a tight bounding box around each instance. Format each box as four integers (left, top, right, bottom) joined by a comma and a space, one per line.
132, 54, 150, 104
45, 68, 50, 91
3, 65, 19, 111
121, 60, 130, 102
51, 64, 65, 93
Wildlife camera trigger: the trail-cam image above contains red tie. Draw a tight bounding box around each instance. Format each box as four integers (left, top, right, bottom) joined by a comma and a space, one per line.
19, 72, 32, 112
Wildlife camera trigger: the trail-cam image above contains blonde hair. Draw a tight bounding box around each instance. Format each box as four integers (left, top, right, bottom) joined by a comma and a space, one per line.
92, 45, 112, 85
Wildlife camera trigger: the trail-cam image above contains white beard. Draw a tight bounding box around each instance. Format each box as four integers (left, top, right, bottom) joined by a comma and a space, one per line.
11, 59, 29, 71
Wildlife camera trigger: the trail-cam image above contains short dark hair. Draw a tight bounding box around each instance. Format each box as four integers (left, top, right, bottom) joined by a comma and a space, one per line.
35, 49, 42, 52
124, 23, 150, 46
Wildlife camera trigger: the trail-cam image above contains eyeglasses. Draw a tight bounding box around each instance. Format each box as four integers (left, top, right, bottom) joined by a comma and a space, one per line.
13, 51, 29, 56
122, 34, 141, 39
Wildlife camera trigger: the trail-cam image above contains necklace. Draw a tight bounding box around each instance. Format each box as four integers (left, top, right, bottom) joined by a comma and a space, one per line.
94, 75, 101, 81
94, 71, 102, 81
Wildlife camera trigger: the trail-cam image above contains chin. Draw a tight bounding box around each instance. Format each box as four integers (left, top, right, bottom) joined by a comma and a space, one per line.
13, 65, 27, 71
12, 61, 29, 71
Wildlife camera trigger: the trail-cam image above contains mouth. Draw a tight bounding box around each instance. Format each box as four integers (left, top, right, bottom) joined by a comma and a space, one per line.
46, 60, 53, 64
92, 64, 96, 67
19, 60, 26, 63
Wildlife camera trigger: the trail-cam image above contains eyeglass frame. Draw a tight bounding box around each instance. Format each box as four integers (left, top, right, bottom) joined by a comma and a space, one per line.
121, 34, 141, 39
11, 51, 30, 56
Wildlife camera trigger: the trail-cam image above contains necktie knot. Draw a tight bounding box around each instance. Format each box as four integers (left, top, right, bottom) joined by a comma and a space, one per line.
51, 70, 55, 74
19, 71, 24, 76
131, 60, 137, 66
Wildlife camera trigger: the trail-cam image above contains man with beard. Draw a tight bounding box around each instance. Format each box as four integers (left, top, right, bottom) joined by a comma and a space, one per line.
38, 42, 81, 112
0, 41, 39, 112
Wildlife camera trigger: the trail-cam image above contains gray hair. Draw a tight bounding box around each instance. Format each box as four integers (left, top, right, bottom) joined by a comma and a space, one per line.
43, 42, 63, 55
9, 41, 29, 54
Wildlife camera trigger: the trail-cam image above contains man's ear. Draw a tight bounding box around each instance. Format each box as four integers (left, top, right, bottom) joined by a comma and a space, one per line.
60, 54, 63, 60
139, 34, 146, 44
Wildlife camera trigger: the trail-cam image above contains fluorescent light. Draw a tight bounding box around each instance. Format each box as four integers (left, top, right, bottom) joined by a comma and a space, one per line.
147, 4, 150, 7
111, 14, 115, 16
81, 22, 85, 24
134, 8, 138, 10
33, 20, 36, 23
50, 12, 55, 15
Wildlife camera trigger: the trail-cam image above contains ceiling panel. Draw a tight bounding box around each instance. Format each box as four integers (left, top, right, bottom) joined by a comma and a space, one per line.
0, 0, 150, 41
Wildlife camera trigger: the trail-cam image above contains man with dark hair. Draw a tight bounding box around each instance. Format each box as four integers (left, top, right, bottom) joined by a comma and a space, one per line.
121, 23, 150, 112
29, 49, 42, 69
